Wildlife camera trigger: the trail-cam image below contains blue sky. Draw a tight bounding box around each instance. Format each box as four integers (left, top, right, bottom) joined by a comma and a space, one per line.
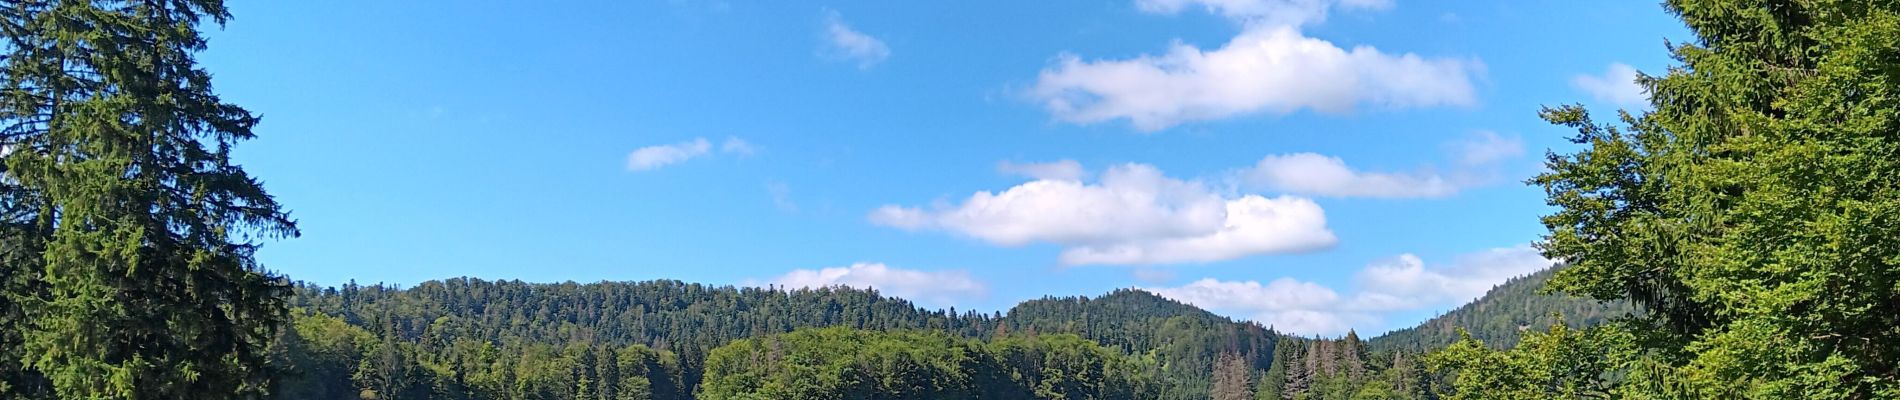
205, 0, 1686, 336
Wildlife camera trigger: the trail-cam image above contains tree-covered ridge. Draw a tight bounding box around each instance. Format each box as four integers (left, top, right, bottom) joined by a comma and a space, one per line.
271, 309, 690, 400
266, 271, 1641, 399
1368, 266, 1636, 352
999, 289, 1282, 396
278, 278, 1002, 396
271, 278, 1295, 399
699, 327, 1165, 399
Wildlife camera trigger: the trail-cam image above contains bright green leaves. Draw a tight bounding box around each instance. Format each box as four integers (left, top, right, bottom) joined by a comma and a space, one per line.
1428, 322, 1631, 400
699, 327, 1164, 400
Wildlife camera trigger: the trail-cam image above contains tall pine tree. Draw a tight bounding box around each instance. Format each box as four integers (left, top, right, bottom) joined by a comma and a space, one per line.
0, 0, 295, 398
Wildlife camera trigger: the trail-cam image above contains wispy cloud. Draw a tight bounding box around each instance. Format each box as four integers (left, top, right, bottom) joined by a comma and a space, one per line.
821, 11, 890, 69
721, 137, 757, 156
626, 136, 757, 172
1450, 130, 1525, 167
627, 138, 712, 171
766, 181, 796, 211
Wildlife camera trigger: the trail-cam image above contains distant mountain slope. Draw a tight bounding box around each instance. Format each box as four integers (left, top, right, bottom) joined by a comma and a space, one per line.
1001, 289, 1281, 398
270, 267, 1631, 399
277, 279, 1281, 399
1367, 266, 1637, 352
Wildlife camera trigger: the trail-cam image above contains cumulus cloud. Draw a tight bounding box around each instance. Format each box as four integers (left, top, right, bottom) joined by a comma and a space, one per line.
997, 160, 1087, 181
1237, 132, 1527, 198
1147, 277, 1367, 335
759, 262, 985, 307
822, 11, 890, 69
1144, 245, 1553, 336
1058, 195, 1334, 265
626, 137, 755, 172
1572, 63, 1646, 107
1030, 0, 1480, 131
871, 163, 1335, 265
1239, 153, 1457, 198
1352, 246, 1553, 308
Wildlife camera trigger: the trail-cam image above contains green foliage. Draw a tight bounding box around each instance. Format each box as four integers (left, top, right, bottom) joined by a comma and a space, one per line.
267, 279, 1296, 399
1426, 322, 1628, 400
0, 0, 294, 398
269, 309, 690, 400
699, 327, 1162, 399
262, 271, 1641, 400
1525, 0, 1900, 398
1003, 289, 1282, 397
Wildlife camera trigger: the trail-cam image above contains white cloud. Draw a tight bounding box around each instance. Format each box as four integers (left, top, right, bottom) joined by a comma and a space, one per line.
1144, 245, 1553, 336
722, 137, 757, 156
627, 138, 712, 171
1354, 246, 1552, 308
1237, 132, 1526, 198
1146, 277, 1369, 336
822, 11, 890, 69
1058, 195, 1334, 265
871, 163, 1335, 265
997, 160, 1087, 181
1239, 153, 1458, 198
1030, 8, 1480, 131
1572, 63, 1646, 107
626, 136, 756, 172
759, 262, 985, 307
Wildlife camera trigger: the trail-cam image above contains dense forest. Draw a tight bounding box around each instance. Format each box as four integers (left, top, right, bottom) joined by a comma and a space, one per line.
267, 280, 1279, 399
263, 270, 1617, 399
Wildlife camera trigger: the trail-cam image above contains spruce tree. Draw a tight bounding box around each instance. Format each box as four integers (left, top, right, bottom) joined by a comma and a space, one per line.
0, 0, 295, 398
1257, 344, 1288, 400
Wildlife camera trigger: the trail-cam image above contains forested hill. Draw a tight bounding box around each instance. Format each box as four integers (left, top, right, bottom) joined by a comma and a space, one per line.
1366, 266, 1637, 352
271, 270, 1626, 399
274, 279, 1284, 399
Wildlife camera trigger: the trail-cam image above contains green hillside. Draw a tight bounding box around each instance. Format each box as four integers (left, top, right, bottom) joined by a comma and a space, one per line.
272, 279, 1287, 399
1367, 266, 1637, 352
266, 266, 1639, 399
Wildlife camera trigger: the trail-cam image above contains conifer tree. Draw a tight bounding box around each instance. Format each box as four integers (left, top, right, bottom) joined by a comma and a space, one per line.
1531, 0, 1900, 397
0, 0, 295, 398
1211, 352, 1255, 400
